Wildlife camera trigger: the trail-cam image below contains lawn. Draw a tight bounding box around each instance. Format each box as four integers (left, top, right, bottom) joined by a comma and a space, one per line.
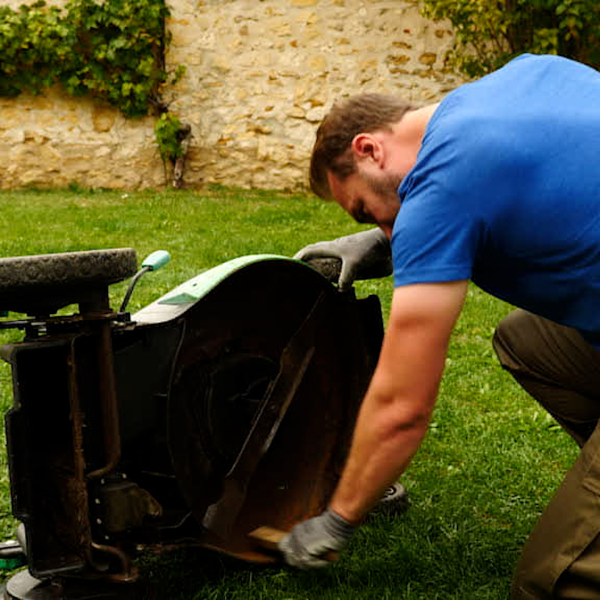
0, 187, 578, 599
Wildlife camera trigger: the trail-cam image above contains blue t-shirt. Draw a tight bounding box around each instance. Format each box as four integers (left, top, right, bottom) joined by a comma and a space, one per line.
393, 54, 600, 342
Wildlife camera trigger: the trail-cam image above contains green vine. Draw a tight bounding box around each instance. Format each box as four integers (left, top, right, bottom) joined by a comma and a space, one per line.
154, 113, 191, 188
0, 0, 179, 117
420, 0, 600, 77
154, 114, 185, 163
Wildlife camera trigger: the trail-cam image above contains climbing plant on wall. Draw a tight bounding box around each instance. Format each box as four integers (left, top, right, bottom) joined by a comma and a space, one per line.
0, 0, 179, 118
0, 0, 191, 186
420, 0, 600, 77
154, 112, 192, 188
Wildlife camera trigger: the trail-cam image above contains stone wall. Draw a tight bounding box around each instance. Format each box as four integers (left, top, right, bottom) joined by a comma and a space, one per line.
0, 0, 465, 191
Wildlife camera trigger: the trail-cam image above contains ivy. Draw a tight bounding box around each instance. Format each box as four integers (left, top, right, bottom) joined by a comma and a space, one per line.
420, 0, 600, 77
154, 113, 191, 188
155, 113, 185, 163
0, 0, 177, 117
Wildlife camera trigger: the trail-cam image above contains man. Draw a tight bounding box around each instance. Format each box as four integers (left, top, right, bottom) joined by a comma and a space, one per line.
279, 53, 600, 599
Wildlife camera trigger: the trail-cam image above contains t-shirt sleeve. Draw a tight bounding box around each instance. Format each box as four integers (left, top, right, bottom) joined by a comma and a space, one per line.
391, 178, 484, 287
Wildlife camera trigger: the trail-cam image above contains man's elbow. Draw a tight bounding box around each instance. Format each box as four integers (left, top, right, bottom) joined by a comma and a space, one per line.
373, 396, 434, 441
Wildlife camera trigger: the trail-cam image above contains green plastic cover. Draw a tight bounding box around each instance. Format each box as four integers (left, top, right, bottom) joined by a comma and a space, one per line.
158, 255, 301, 306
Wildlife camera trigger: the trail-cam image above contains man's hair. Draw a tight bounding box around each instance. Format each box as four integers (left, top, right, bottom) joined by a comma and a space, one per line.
309, 94, 415, 199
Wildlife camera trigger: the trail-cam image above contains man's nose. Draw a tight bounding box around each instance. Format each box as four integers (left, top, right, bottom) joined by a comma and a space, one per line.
380, 224, 393, 239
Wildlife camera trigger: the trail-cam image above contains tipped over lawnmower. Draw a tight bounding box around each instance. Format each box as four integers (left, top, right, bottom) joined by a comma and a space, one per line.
0, 248, 385, 599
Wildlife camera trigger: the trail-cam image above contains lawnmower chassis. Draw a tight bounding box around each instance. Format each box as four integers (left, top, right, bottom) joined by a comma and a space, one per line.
0, 252, 383, 598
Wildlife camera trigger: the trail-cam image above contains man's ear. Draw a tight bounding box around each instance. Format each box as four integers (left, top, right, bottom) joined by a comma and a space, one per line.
351, 133, 384, 166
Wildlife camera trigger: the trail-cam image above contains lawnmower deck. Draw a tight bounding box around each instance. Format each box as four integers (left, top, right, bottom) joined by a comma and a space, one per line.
0, 252, 384, 592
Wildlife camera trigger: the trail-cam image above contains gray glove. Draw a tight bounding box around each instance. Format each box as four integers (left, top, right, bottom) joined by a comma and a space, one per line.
278, 508, 356, 569
293, 228, 392, 291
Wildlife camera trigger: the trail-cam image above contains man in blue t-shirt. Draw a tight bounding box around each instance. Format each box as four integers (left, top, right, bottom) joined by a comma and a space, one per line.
284, 54, 600, 599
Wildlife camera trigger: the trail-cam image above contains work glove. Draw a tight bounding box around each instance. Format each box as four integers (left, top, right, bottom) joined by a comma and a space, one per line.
293, 228, 392, 292
278, 507, 356, 569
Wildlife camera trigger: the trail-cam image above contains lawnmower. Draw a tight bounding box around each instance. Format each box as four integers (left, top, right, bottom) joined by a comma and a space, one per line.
0, 248, 385, 599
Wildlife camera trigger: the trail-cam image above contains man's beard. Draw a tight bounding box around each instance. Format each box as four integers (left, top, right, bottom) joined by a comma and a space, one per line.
364, 170, 402, 198
364, 171, 403, 212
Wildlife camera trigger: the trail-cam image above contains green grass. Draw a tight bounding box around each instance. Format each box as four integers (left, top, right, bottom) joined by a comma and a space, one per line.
0, 187, 578, 599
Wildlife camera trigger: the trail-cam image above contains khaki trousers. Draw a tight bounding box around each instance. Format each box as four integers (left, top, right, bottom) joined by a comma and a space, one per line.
493, 310, 600, 599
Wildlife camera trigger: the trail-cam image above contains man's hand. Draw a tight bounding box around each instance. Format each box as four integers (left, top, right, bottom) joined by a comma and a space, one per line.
293, 228, 392, 291
278, 508, 356, 569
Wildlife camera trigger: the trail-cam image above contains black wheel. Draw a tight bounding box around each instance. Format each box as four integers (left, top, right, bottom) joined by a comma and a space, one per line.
303, 257, 342, 284
0, 249, 137, 315
374, 482, 410, 516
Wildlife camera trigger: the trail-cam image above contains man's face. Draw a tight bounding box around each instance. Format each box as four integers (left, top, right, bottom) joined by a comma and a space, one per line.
327, 168, 402, 238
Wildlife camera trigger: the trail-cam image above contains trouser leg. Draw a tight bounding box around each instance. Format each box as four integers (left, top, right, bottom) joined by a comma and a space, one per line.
493, 309, 600, 447
493, 310, 600, 599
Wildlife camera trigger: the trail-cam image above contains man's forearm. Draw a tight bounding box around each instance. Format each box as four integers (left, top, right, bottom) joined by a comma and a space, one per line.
329, 387, 432, 524
329, 281, 468, 524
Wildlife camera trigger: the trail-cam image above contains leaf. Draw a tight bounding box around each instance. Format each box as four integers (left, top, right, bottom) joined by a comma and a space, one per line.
419, 0, 600, 75
0, 0, 180, 119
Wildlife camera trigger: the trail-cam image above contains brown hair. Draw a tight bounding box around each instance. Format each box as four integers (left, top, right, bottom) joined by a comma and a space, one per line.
309, 94, 415, 199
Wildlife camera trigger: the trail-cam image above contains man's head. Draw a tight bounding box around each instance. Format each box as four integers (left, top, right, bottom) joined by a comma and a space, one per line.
309, 94, 415, 234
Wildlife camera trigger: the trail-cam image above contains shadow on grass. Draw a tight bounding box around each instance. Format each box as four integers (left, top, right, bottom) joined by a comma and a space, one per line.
136, 508, 518, 600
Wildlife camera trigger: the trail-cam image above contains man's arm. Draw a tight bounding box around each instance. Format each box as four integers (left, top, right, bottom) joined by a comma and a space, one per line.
279, 279, 468, 567
330, 279, 468, 523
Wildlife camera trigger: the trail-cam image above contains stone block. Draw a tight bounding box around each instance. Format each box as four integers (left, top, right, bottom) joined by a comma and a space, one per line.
92, 107, 117, 133
420, 52, 438, 66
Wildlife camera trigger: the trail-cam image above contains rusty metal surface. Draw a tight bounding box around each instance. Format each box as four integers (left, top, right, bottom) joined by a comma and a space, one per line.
201, 292, 324, 539
166, 259, 383, 562
4, 336, 93, 578
85, 317, 122, 482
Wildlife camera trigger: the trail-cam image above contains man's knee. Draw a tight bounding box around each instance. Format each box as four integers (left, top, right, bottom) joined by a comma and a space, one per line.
492, 309, 535, 372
